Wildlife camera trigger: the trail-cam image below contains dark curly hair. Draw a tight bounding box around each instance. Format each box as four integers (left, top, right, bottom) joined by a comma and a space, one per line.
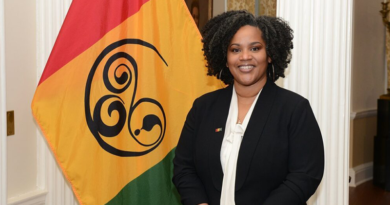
201, 10, 293, 84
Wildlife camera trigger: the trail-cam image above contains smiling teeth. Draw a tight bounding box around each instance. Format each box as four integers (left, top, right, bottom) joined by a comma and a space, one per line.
239, 65, 254, 69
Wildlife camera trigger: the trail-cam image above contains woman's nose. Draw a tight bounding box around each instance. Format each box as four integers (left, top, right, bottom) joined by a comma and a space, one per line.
239, 50, 252, 60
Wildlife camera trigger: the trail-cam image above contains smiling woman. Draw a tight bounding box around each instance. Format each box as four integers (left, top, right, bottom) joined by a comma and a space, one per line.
227, 25, 269, 89
201, 11, 293, 85
173, 10, 324, 205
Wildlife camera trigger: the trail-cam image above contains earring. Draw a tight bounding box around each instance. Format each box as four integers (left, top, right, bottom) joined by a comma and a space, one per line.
219, 69, 223, 79
272, 64, 275, 81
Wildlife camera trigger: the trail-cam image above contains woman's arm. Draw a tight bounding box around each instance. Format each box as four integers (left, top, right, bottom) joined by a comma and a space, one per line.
263, 99, 325, 205
173, 99, 209, 205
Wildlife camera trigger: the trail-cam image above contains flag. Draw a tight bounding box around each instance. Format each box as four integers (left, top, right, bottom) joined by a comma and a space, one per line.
31, 0, 222, 204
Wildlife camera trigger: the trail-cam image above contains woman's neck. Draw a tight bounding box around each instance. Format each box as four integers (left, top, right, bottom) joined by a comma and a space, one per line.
234, 79, 266, 124
234, 79, 266, 100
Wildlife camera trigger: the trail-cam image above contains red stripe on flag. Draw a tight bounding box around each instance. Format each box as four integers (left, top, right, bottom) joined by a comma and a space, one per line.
39, 0, 149, 85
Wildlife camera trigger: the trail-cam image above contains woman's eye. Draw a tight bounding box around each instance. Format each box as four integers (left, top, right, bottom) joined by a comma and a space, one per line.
232, 48, 240, 53
251, 47, 260, 51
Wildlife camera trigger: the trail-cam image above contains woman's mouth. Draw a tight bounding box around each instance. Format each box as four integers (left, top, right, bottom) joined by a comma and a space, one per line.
238, 65, 254, 72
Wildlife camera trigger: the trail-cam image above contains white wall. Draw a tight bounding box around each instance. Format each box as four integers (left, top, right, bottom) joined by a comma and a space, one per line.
5, 0, 38, 199
351, 0, 385, 112
348, 0, 386, 187
1, 0, 8, 204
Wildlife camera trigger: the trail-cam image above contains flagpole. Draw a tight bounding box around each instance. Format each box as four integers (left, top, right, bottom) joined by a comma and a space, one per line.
0, 0, 7, 203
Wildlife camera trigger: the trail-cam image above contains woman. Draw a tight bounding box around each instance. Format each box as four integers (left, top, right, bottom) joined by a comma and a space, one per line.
173, 10, 324, 205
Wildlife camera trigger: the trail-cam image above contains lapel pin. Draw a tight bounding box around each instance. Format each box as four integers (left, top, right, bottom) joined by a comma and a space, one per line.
215, 128, 223, 132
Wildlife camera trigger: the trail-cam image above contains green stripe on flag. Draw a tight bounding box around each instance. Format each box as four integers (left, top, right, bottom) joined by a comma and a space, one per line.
106, 148, 182, 205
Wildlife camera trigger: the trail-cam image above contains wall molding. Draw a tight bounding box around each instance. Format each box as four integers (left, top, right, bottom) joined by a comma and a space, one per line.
350, 109, 377, 120
0, 0, 7, 204
349, 162, 373, 187
36, 0, 77, 204
7, 189, 47, 205
278, 0, 353, 204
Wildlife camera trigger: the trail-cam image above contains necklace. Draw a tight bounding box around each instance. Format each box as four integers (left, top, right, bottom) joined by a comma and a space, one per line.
237, 119, 242, 124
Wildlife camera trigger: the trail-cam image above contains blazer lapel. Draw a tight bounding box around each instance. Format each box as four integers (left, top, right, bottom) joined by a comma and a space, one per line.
209, 85, 233, 191
235, 80, 278, 191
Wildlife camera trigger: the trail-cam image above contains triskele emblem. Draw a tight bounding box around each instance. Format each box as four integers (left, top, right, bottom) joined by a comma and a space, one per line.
85, 39, 167, 157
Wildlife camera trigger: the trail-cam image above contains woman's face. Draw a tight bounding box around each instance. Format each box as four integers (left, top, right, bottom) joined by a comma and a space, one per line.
227, 25, 270, 88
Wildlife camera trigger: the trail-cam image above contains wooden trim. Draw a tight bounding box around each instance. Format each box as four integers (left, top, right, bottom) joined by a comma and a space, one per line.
7, 189, 48, 205
349, 162, 373, 188
350, 109, 377, 120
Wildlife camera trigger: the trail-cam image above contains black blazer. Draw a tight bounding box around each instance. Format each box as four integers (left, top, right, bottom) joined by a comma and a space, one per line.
173, 80, 324, 205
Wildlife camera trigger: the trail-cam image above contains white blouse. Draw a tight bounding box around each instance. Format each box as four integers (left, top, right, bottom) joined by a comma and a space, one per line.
220, 86, 262, 205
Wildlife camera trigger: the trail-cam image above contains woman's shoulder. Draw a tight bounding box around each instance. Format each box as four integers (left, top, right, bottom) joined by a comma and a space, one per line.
275, 86, 307, 102
194, 85, 231, 105
186, 86, 231, 117
272, 84, 311, 110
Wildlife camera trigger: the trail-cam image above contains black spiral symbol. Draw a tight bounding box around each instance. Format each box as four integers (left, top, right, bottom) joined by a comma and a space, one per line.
85, 39, 167, 157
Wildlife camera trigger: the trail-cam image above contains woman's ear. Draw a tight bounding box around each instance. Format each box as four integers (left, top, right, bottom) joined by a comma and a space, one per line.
268, 57, 272, 63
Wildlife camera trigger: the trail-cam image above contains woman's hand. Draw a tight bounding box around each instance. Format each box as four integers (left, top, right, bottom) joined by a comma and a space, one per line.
198, 204, 208, 205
